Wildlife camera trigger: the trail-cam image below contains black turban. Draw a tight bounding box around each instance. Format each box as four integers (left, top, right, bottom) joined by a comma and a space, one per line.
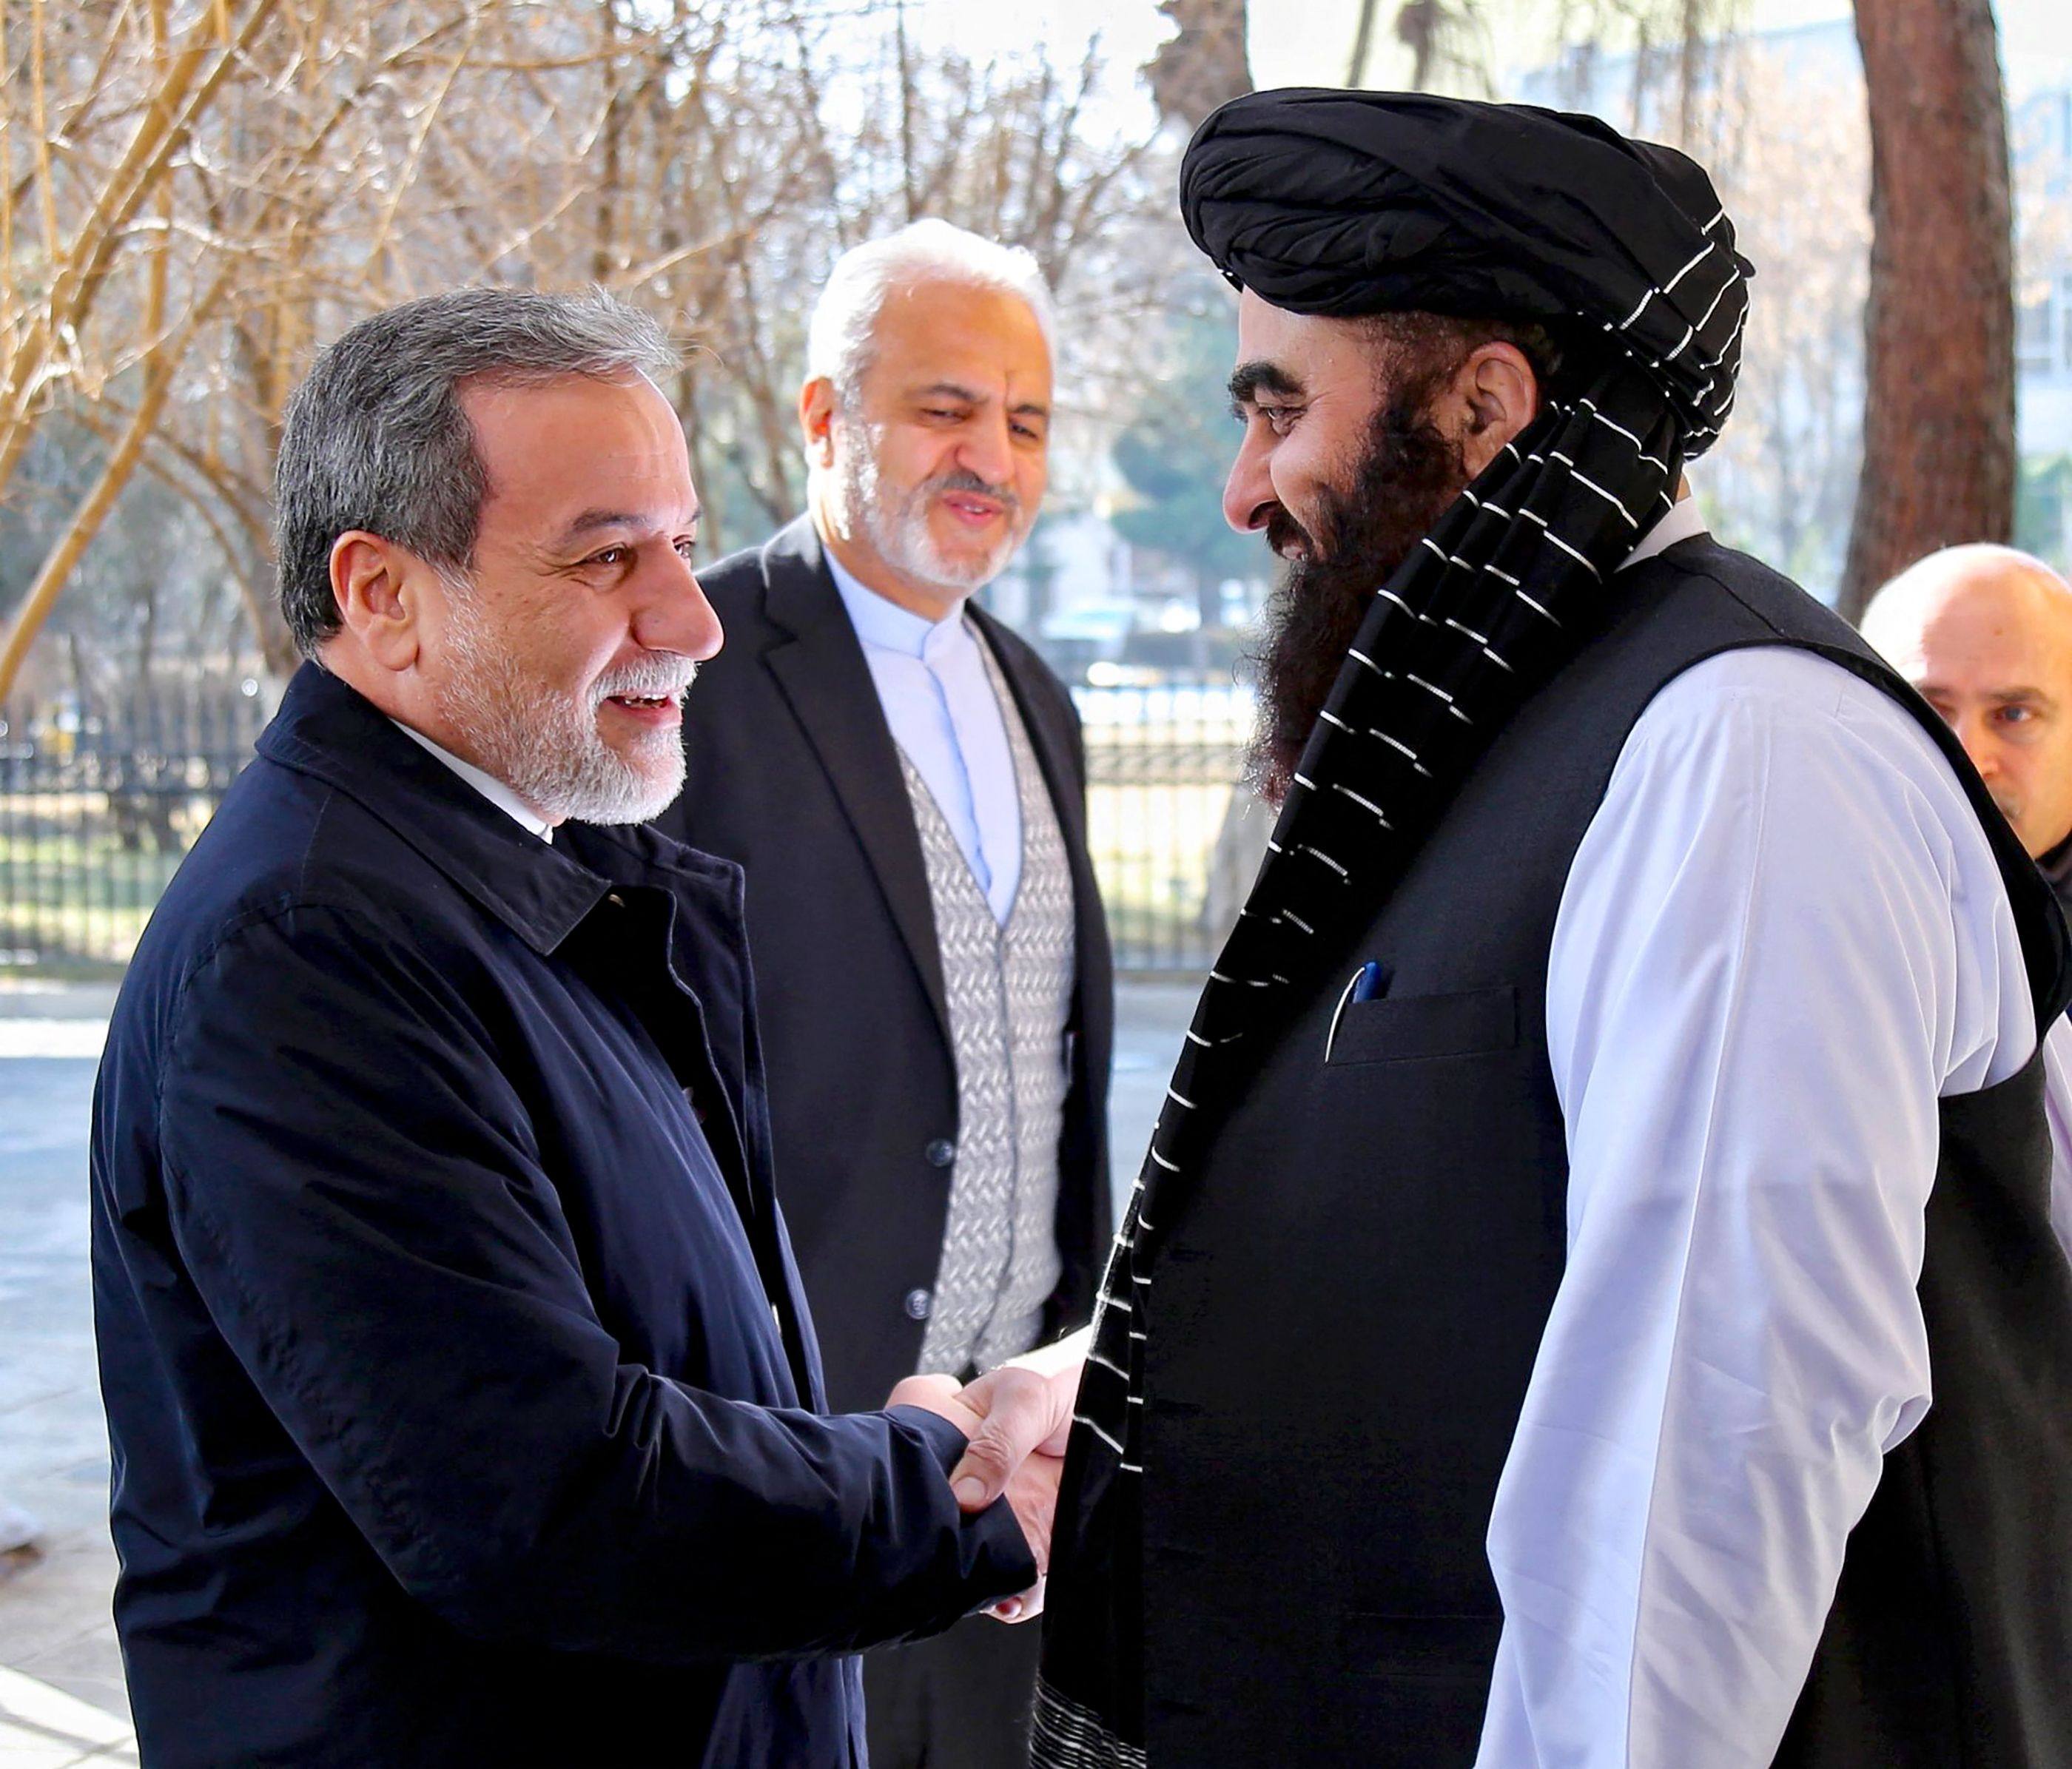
1179, 87, 1751, 454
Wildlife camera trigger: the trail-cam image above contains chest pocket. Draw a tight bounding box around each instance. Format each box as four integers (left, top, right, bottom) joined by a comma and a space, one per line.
1325, 984, 1519, 1067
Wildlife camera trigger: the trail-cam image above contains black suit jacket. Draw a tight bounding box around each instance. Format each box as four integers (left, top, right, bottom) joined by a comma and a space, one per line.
656, 516, 1114, 1410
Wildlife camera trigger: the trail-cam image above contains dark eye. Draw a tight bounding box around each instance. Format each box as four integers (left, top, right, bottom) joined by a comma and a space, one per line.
674, 537, 698, 561
1258, 405, 1301, 437
588, 545, 631, 567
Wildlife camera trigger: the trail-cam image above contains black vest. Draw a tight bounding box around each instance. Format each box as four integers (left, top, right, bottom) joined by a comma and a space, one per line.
1136, 539, 2072, 1766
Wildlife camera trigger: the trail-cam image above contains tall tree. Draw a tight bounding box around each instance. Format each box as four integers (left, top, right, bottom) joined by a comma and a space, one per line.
1146, 0, 1251, 129
0, 2, 1167, 701
1839, 0, 2014, 619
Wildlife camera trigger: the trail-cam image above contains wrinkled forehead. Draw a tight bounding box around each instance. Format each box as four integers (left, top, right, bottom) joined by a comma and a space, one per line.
864, 279, 1052, 391
463, 373, 695, 523
1902, 576, 2072, 688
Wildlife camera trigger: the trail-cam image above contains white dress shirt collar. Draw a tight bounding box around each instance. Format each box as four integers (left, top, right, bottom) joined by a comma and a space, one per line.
819, 536, 1023, 923
391, 720, 554, 843
1621, 495, 1709, 570
822, 546, 972, 659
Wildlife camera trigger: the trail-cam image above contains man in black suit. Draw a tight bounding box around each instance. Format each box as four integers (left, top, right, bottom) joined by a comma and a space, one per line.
655, 220, 1112, 1769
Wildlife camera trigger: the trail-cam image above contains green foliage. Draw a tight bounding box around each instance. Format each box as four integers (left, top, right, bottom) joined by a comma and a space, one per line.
1108, 295, 1268, 596
2016, 454, 2072, 569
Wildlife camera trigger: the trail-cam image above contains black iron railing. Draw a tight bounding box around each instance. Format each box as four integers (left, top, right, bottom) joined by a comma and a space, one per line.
0, 677, 1261, 977
0, 684, 269, 974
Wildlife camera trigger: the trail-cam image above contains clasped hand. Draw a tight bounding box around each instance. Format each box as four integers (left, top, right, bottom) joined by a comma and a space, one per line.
886, 1330, 1087, 1623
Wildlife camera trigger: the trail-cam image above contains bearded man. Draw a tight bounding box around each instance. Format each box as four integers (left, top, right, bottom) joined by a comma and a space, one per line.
652, 220, 1112, 1768
1025, 91, 2072, 1768
90, 288, 1071, 1768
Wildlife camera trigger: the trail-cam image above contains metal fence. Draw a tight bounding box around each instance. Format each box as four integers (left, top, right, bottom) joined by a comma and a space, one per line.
0, 678, 1259, 977
0, 684, 269, 974
1073, 678, 1262, 971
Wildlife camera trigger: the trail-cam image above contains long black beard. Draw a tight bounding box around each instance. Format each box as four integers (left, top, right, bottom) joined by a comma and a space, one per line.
1247, 398, 1469, 805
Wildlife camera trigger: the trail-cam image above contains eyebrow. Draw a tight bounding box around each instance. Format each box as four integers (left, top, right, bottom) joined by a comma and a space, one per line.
559, 506, 700, 542
912, 380, 1051, 420
1228, 360, 1304, 414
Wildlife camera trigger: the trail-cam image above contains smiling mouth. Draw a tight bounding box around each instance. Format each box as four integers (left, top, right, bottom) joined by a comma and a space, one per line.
940, 492, 1006, 524
602, 691, 682, 719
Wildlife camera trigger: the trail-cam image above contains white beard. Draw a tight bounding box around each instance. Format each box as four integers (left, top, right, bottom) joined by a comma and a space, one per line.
833, 425, 1023, 593
431, 579, 692, 826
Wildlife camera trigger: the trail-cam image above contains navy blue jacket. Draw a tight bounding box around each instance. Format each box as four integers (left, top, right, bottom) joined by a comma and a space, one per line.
90, 665, 1035, 1768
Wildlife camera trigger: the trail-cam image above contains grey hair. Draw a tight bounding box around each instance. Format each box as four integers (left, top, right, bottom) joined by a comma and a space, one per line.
805, 218, 1054, 409
275, 286, 678, 656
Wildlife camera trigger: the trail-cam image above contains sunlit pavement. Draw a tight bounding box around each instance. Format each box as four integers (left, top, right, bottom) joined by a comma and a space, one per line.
0, 1667, 135, 1767
0, 985, 130, 1754
0, 974, 1202, 1744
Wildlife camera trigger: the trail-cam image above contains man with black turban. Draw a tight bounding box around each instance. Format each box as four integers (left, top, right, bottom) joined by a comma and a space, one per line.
1000, 88, 2072, 1768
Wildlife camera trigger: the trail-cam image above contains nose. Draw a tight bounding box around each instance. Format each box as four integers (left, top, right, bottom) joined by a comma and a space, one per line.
1951, 710, 1999, 778
956, 409, 1015, 490
1222, 425, 1277, 533
635, 551, 724, 663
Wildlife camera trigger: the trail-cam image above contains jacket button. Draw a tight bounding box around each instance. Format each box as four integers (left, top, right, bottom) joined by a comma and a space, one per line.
924, 1138, 955, 1168
904, 1287, 932, 1321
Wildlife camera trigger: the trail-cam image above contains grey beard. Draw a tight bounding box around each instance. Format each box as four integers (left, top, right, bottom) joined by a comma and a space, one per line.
832, 425, 1021, 594
432, 581, 691, 826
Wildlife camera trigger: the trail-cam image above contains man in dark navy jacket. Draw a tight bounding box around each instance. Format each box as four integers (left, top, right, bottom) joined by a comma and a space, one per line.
90, 289, 1062, 1768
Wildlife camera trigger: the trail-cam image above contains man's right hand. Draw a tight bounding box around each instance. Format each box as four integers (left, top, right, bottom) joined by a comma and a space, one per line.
886, 1341, 1085, 1620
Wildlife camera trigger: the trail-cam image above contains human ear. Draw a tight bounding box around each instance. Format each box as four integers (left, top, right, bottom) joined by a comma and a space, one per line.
799, 377, 839, 468
1453, 343, 1541, 479
330, 532, 422, 673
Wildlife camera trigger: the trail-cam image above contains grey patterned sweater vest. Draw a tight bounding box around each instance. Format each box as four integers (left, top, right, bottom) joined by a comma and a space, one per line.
899, 636, 1075, 1375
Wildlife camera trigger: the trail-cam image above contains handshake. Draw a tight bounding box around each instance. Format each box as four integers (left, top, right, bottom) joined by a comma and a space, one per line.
886, 1328, 1089, 1623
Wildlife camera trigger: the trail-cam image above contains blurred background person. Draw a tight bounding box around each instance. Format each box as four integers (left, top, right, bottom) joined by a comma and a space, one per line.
1863, 544, 2072, 919
653, 220, 1113, 1769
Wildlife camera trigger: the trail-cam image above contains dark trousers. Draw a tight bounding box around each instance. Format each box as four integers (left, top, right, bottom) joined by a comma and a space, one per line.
863, 1610, 1041, 1768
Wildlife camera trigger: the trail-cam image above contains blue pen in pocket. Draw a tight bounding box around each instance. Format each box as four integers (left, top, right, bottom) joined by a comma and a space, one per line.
1326, 960, 1389, 1061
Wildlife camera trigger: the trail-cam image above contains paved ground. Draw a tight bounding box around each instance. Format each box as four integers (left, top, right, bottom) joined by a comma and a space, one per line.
0, 974, 1200, 1751
0, 981, 135, 1765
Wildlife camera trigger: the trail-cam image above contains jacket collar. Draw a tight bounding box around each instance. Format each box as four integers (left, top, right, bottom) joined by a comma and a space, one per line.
256, 663, 736, 957
747, 515, 1094, 1048
753, 518, 954, 1040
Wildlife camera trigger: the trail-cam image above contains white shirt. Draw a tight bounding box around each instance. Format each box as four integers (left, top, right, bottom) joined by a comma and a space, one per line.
1473, 516, 2072, 1764
825, 548, 1022, 923
391, 721, 554, 843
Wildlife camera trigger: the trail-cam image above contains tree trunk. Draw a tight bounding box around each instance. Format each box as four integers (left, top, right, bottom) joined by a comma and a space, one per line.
0, 277, 214, 700
1839, 0, 2014, 621
1146, 0, 1251, 132
1348, 0, 1382, 86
